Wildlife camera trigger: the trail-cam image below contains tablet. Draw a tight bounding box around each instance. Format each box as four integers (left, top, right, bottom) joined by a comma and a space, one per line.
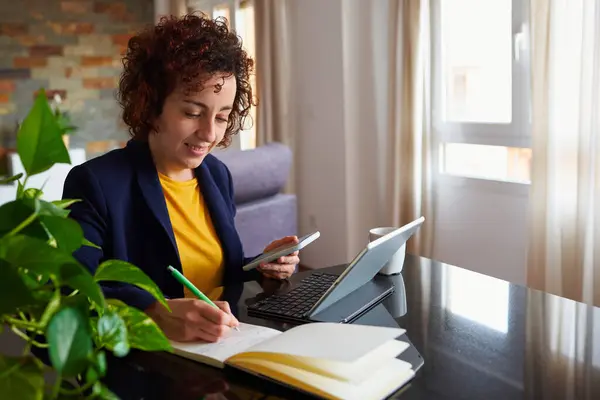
242, 231, 321, 271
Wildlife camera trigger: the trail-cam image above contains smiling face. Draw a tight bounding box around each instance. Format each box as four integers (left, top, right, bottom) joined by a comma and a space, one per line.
149, 74, 237, 181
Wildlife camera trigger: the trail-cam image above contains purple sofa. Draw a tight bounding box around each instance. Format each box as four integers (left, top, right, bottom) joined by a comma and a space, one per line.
213, 142, 297, 257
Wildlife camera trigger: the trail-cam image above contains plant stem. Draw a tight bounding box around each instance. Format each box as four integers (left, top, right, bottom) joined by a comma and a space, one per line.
5, 211, 37, 237
59, 379, 96, 396
4, 315, 39, 329
51, 374, 62, 399
10, 326, 48, 348
22, 341, 31, 356
3, 316, 42, 334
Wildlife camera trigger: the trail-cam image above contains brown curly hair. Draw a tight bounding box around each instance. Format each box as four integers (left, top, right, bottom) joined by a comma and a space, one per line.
117, 13, 255, 147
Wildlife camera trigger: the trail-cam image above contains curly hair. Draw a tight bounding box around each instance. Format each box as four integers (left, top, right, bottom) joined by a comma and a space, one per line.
117, 13, 255, 147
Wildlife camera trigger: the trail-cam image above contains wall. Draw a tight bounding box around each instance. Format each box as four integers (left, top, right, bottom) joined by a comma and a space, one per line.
289, 0, 397, 268
0, 0, 154, 150
289, 0, 350, 269
289, 0, 529, 285
433, 180, 529, 285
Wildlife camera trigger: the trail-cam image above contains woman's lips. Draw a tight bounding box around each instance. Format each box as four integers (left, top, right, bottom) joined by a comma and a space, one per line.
185, 143, 208, 156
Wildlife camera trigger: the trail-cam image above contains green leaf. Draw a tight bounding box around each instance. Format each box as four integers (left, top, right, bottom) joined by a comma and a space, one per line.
0, 260, 37, 315
17, 89, 71, 176
22, 188, 43, 200
58, 263, 105, 310
51, 199, 80, 209
16, 180, 25, 199
0, 235, 78, 276
0, 173, 23, 184
40, 215, 83, 254
47, 306, 93, 377
0, 355, 44, 400
94, 350, 107, 375
82, 238, 101, 249
21, 270, 51, 291
109, 302, 171, 352
95, 260, 169, 310
55, 110, 77, 136
0, 200, 47, 240
38, 199, 70, 218
60, 292, 90, 315
97, 311, 130, 357
85, 351, 107, 384
92, 382, 120, 400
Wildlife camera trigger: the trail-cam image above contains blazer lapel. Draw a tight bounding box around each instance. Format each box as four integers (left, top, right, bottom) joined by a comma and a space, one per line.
128, 141, 179, 262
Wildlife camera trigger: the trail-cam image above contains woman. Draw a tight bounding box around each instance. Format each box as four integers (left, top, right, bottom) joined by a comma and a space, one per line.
63, 14, 299, 343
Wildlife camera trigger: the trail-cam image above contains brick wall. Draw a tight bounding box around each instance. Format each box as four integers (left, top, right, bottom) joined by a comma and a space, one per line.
0, 0, 154, 149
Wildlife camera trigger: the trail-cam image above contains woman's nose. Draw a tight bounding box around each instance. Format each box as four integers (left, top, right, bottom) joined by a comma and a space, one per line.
196, 118, 216, 142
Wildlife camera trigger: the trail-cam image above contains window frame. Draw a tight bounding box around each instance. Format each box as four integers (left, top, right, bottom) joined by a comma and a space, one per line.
431, 0, 532, 187
188, 0, 241, 27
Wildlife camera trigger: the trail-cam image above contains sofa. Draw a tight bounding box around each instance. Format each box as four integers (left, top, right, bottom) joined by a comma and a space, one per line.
213, 142, 297, 258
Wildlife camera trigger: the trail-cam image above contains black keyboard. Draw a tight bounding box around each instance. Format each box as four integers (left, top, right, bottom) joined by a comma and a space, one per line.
248, 272, 339, 319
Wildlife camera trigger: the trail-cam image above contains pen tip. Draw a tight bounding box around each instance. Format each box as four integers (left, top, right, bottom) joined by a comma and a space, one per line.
167, 265, 174, 272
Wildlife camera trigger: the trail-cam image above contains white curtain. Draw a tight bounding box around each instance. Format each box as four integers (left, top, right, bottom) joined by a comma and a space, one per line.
526, 1, 600, 396
525, 291, 600, 398
527, 0, 600, 306
337, 0, 434, 260
387, 0, 435, 258
385, 0, 434, 347
254, 0, 292, 146
253, 0, 294, 192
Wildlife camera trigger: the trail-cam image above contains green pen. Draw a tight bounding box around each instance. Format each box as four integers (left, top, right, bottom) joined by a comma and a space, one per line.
167, 265, 239, 331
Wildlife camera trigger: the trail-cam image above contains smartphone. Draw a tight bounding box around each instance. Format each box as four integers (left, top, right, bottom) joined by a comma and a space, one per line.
242, 231, 321, 272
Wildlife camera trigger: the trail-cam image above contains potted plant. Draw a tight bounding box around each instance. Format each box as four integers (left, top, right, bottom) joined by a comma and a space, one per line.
50, 93, 77, 149
0, 89, 172, 399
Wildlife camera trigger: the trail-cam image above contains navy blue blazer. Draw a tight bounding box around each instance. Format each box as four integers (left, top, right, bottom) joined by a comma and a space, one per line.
62, 139, 260, 311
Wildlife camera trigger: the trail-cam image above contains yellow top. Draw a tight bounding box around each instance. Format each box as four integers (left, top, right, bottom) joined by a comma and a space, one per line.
158, 172, 224, 300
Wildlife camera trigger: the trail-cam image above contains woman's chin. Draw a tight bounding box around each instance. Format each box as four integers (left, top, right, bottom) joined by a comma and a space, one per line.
180, 158, 203, 170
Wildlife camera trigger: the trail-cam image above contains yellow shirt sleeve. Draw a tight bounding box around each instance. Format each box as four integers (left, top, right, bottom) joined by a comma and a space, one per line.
158, 173, 224, 300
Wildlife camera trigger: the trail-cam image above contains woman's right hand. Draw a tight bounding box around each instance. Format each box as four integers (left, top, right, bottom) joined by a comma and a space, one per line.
145, 298, 239, 342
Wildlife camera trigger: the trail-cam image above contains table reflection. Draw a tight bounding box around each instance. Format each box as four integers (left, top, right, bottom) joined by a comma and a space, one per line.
382, 273, 408, 318
524, 291, 600, 399
441, 265, 510, 334
398, 255, 600, 400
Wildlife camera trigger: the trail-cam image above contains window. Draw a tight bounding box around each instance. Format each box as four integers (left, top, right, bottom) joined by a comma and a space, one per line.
433, 0, 531, 183
441, 143, 532, 183
187, 0, 257, 151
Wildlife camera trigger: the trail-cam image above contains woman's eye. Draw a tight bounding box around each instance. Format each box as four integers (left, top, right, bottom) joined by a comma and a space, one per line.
185, 112, 201, 118
216, 117, 228, 123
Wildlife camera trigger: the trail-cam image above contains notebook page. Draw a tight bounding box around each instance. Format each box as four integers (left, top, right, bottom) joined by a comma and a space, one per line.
241, 322, 405, 362
232, 355, 414, 400
170, 323, 281, 368
232, 339, 410, 383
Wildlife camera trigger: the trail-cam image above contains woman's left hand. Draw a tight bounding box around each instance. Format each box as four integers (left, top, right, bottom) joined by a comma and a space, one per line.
257, 236, 300, 280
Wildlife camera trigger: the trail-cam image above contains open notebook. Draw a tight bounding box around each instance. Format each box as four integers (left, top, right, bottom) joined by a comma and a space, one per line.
170, 322, 415, 400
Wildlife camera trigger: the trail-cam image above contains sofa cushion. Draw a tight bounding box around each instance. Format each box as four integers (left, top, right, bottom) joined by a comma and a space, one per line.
213, 142, 292, 204
234, 193, 298, 257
